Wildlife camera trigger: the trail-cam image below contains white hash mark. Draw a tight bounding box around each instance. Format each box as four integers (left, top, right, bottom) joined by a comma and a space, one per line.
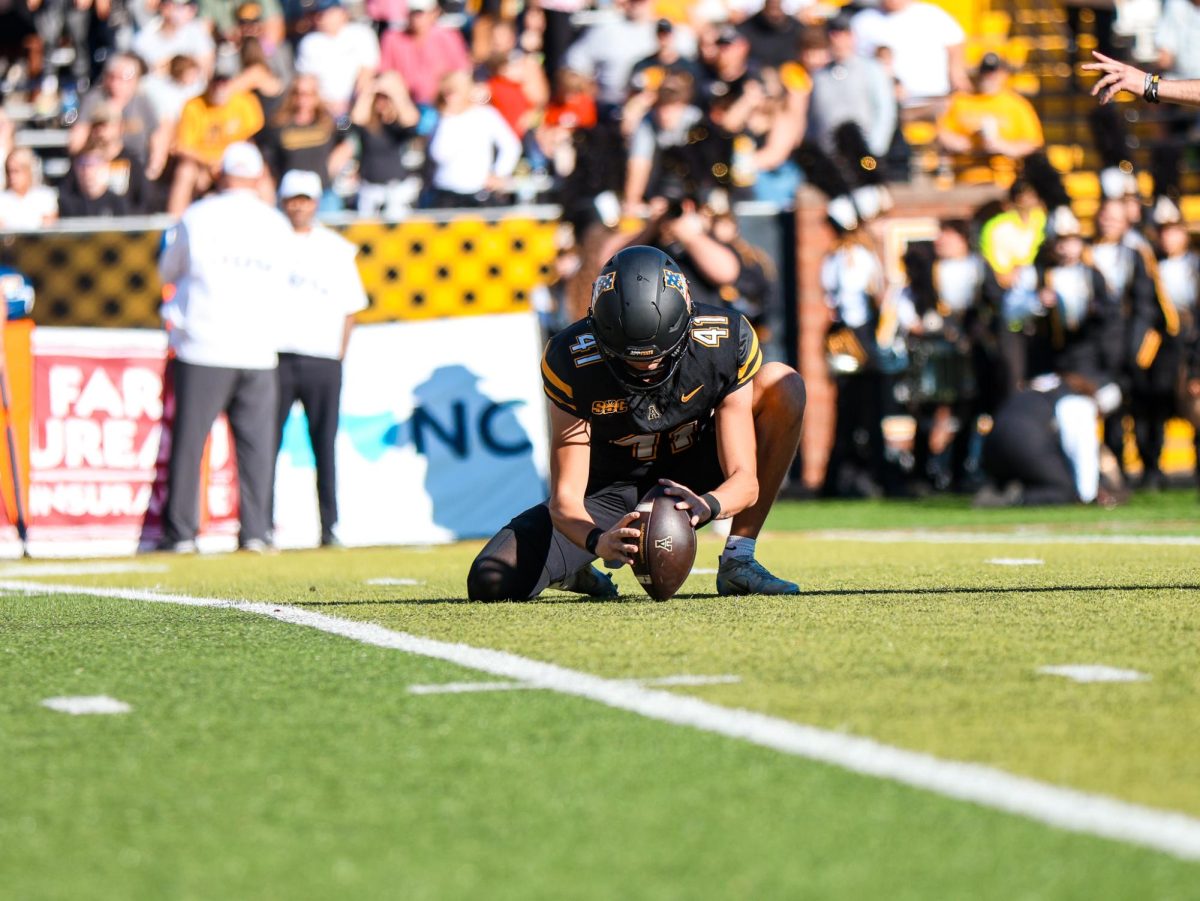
1037, 665, 1150, 683
365, 578, 424, 586
42, 695, 132, 715
986, 558, 1045, 566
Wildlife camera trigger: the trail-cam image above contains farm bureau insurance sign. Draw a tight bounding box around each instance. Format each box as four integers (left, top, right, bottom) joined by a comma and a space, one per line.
28, 328, 238, 555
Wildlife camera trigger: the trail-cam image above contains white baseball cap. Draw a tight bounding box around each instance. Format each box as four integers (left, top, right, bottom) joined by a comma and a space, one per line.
221, 141, 264, 179
278, 169, 323, 200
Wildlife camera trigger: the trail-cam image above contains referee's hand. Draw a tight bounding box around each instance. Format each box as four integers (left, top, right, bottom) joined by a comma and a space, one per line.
1083, 51, 1146, 105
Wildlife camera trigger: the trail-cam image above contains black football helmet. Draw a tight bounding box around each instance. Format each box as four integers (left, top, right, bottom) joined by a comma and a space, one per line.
588, 245, 693, 393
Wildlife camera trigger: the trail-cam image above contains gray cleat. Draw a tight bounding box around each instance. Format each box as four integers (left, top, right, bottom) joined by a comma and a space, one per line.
556, 564, 619, 598
716, 557, 800, 596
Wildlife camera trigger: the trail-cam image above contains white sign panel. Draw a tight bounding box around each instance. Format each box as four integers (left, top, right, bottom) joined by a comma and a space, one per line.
273, 312, 550, 548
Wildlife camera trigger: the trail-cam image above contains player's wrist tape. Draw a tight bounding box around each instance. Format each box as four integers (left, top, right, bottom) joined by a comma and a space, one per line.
585, 528, 603, 555
1144, 73, 1161, 103
699, 493, 721, 524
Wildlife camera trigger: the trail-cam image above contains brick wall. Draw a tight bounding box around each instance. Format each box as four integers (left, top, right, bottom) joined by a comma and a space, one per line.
794, 183, 1005, 488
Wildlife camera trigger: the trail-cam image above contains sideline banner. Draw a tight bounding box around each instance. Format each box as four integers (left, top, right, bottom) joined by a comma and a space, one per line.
273, 312, 550, 548
26, 328, 239, 556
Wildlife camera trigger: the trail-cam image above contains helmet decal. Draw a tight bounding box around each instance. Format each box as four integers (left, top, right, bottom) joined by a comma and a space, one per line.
591, 270, 616, 307
663, 269, 689, 301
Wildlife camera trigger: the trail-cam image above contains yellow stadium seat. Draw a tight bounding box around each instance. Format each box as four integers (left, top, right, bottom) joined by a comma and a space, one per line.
1180, 195, 1200, 224
903, 120, 939, 147
1046, 144, 1082, 173
1065, 171, 1101, 200
980, 10, 1011, 36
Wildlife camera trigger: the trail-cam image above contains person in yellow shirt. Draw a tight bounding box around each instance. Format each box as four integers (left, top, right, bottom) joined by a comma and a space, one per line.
167, 58, 265, 215
937, 53, 1043, 185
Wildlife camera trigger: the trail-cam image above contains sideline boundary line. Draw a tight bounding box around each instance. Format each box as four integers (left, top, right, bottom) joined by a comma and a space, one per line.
6, 577, 1200, 862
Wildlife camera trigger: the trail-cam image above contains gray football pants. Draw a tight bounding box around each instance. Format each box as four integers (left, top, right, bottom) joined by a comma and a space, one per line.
163, 361, 278, 545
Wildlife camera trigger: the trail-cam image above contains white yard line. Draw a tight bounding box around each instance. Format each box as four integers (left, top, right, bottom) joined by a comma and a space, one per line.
986, 558, 1045, 566
365, 578, 425, 586
408, 674, 741, 695
5, 577, 1200, 862
812, 530, 1200, 547
0, 562, 168, 577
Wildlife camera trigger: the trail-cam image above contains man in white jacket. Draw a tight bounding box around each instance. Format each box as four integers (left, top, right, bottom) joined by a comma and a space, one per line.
273, 169, 368, 547
158, 142, 294, 552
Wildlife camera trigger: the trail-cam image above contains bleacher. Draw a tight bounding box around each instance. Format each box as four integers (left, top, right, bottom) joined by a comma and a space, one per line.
903, 0, 1200, 231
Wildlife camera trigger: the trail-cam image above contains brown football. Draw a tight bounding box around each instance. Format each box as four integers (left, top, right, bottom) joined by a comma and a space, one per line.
630, 485, 697, 601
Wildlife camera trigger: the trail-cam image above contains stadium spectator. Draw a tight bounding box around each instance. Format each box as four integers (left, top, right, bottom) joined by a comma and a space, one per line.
168, 56, 265, 214
808, 16, 892, 153
258, 73, 353, 209
613, 195, 751, 310
937, 53, 1044, 185
273, 169, 368, 547
629, 18, 702, 95
232, 36, 287, 120
230, 1, 294, 83
424, 70, 521, 207
132, 0, 216, 77
564, 0, 658, 116
204, 0, 286, 47
142, 54, 207, 124
0, 148, 58, 229
72, 53, 170, 178
738, 0, 801, 71
351, 70, 420, 217
378, 0, 470, 107
294, 0, 380, 115
852, 0, 967, 109
58, 146, 137, 217
69, 105, 159, 213
482, 20, 549, 139
622, 71, 702, 212
1154, 0, 1200, 81
158, 142, 292, 554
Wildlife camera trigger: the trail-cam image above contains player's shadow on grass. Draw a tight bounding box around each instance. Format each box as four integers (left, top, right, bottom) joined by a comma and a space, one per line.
289, 582, 1200, 606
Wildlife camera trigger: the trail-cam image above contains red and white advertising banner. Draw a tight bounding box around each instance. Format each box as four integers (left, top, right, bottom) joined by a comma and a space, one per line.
27, 328, 239, 556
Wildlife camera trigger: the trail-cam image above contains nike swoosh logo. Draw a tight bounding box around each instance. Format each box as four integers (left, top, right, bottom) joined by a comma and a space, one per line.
681, 385, 703, 403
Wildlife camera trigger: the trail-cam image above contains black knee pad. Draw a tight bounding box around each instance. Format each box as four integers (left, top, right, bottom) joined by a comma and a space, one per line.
466, 505, 555, 601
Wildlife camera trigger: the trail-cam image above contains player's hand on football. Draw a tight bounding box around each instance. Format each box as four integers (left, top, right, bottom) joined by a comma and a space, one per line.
1083, 51, 1145, 105
597, 511, 641, 567
658, 478, 709, 527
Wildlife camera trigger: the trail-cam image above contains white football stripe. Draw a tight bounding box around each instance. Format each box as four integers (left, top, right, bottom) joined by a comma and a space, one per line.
42, 695, 131, 715
4, 578, 1200, 861
1038, 665, 1151, 684
813, 530, 1200, 547
408, 674, 742, 695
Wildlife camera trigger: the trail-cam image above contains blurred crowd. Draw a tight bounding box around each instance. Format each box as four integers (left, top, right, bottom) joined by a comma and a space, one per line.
0, 0, 1058, 228
820, 177, 1200, 503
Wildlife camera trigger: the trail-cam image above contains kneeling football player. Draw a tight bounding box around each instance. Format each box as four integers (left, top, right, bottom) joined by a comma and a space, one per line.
467, 245, 806, 600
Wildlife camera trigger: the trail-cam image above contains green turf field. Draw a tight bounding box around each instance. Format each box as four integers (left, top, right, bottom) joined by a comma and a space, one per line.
2, 493, 1199, 899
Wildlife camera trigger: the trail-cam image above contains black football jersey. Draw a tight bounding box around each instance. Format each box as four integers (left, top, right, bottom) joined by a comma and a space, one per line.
541, 303, 763, 488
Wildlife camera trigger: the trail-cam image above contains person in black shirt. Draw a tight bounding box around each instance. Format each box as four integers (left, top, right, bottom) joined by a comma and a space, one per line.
257, 73, 352, 208
351, 70, 420, 217
628, 18, 703, 95
58, 149, 135, 218
738, 0, 802, 71
468, 245, 806, 600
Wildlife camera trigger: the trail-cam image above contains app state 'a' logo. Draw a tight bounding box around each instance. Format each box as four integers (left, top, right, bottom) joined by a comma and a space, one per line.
654, 536, 673, 551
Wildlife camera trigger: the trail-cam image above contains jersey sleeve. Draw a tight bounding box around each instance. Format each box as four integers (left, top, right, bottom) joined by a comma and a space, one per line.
734, 315, 763, 389
541, 338, 582, 418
